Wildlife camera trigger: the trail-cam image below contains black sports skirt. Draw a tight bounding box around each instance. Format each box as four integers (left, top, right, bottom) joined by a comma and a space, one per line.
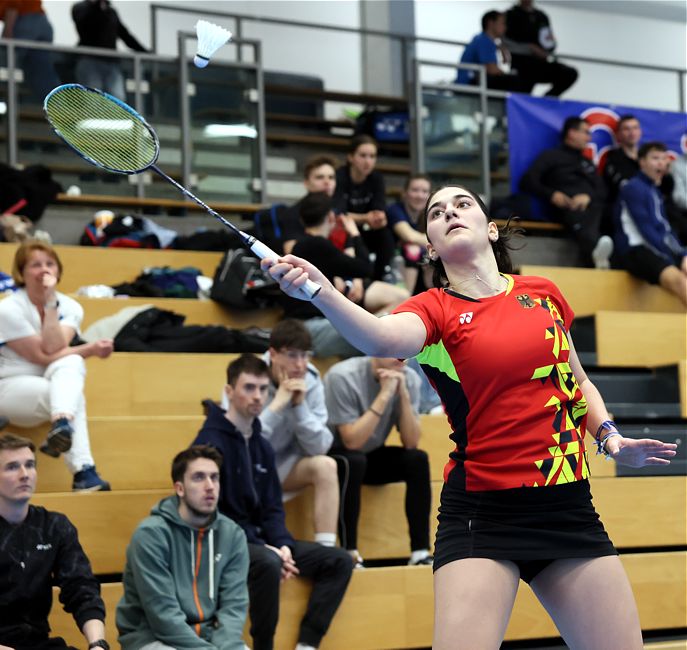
433, 478, 617, 578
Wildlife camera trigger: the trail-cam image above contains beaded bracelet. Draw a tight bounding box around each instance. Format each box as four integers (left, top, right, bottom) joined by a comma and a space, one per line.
595, 420, 621, 458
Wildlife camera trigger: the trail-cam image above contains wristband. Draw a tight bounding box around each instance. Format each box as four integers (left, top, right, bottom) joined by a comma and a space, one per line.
369, 407, 382, 417
595, 419, 618, 443
88, 641, 110, 650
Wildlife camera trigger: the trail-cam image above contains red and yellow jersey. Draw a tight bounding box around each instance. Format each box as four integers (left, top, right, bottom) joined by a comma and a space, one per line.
395, 274, 589, 491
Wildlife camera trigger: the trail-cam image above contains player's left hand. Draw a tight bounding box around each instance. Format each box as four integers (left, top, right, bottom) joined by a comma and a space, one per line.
605, 435, 677, 467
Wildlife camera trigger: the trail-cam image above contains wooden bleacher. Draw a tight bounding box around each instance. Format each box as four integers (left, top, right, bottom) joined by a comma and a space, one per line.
3, 245, 683, 648
519, 265, 685, 316
48, 551, 687, 649
30, 474, 686, 574
0, 243, 222, 293
595, 311, 687, 367
21, 415, 615, 493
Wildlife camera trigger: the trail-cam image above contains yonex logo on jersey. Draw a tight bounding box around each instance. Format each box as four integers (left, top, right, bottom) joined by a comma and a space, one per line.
459, 312, 473, 324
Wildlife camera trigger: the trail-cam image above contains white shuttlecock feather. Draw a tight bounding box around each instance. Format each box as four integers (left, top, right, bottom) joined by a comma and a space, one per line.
194, 20, 232, 68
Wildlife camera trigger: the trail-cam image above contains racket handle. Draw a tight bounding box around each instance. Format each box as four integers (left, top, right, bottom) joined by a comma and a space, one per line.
247, 238, 321, 301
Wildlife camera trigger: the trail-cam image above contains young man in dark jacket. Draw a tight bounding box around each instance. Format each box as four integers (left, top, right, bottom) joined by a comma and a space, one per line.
520, 116, 613, 268
193, 354, 353, 650
0, 433, 107, 650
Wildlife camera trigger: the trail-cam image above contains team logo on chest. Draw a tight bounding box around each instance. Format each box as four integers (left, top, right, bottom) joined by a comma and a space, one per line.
459, 312, 473, 324
516, 294, 536, 309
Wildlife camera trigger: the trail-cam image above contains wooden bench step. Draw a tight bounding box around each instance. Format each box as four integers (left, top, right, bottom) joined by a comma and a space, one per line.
30, 476, 685, 574
76, 296, 282, 329
0, 243, 222, 293
519, 266, 684, 316
47, 551, 687, 649
17, 414, 612, 493
595, 311, 687, 367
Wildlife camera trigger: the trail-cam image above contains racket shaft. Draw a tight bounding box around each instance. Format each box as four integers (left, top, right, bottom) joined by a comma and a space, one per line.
248, 239, 321, 300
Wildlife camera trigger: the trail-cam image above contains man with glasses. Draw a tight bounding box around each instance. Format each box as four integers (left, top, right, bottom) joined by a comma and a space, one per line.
221, 319, 339, 549
520, 116, 613, 268
196, 354, 352, 650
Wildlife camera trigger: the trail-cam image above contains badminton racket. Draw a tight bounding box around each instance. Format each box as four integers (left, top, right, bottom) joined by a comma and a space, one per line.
43, 84, 320, 300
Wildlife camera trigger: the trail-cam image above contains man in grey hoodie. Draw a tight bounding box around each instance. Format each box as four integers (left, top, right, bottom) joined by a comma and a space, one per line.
221, 319, 339, 548
116, 445, 249, 650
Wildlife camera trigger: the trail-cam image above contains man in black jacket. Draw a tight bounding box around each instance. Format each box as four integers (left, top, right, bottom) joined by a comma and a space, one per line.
504, 0, 577, 96
192, 354, 352, 650
0, 434, 107, 650
520, 116, 613, 268
72, 0, 147, 100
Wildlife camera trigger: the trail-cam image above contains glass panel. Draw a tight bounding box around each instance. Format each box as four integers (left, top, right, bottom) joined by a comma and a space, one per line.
486, 96, 509, 200
188, 61, 261, 204
420, 88, 485, 195
0, 43, 7, 165
15, 47, 139, 200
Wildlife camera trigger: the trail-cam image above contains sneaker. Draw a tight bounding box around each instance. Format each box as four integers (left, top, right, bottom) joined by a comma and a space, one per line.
72, 466, 111, 492
348, 550, 365, 570
591, 235, 613, 270
408, 555, 434, 566
39, 418, 73, 458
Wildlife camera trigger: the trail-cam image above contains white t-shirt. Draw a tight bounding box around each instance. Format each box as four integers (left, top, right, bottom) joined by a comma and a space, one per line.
0, 289, 83, 377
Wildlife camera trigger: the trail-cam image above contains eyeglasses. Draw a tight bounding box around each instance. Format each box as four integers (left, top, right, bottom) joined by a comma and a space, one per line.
280, 349, 314, 361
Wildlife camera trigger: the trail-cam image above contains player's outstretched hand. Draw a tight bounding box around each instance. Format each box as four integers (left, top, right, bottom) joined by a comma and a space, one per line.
262, 255, 333, 301
605, 435, 677, 467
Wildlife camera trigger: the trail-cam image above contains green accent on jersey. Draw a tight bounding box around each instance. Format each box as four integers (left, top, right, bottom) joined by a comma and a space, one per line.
416, 340, 460, 383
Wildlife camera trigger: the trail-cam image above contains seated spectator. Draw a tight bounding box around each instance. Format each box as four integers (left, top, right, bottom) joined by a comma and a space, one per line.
117, 445, 249, 650
220, 319, 339, 548
456, 10, 530, 93
333, 135, 396, 281
284, 192, 409, 357
193, 354, 353, 650
0, 433, 107, 650
603, 114, 642, 204
0, 241, 112, 491
613, 142, 687, 306
504, 0, 578, 96
386, 174, 432, 293
281, 154, 339, 255
672, 153, 687, 212
325, 356, 433, 569
520, 117, 613, 268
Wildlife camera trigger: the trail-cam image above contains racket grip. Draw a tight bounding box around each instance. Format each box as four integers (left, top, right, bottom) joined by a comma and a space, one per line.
247, 238, 321, 301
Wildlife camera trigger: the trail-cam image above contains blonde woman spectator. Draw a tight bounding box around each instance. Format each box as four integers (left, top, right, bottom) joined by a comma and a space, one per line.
0, 241, 112, 491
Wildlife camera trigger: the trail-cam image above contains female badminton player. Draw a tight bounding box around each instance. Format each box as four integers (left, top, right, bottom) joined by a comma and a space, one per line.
263, 183, 677, 650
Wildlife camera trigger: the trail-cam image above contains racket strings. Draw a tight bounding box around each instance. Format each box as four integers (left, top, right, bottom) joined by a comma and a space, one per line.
44, 86, 158, 173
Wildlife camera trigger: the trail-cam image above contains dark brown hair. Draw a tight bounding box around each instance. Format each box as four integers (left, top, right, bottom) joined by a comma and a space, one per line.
226, 353, 269, 386
404, 173, 431, 191
638, 141, 667, 160
419, 185, 523, 288
348, 134, 377, 154
303, 155, 339, 180
270, 318, 312, 352
171, 445, 224, 483
0, 433, 36, 453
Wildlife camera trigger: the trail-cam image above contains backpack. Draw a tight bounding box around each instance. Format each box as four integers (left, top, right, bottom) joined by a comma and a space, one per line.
210, 248, 279, 309
252, 204, 287, 255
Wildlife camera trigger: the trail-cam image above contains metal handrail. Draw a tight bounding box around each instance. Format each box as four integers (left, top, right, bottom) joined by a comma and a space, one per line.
0, 36, 266, 203
150, 3, 686, 111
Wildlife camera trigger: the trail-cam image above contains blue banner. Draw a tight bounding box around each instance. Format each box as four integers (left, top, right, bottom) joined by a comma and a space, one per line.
507, 94, 687, 219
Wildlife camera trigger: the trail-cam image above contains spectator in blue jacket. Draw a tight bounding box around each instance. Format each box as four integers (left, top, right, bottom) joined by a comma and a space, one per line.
193, 354, 353, 650
456, 10, 530, 92
614, 142, 687, 306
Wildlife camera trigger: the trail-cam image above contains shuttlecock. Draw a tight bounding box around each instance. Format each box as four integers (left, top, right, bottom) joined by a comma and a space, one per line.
194, 20, 232, 68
